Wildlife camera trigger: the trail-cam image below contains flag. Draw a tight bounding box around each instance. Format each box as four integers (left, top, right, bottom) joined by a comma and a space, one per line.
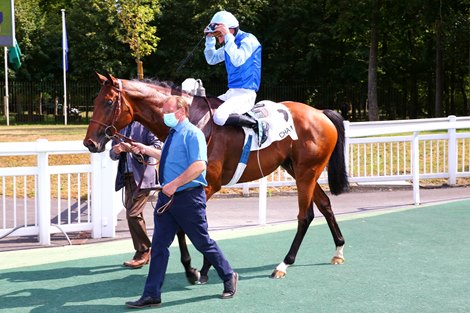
62, 12, 68, 71
8, 39, 22, 71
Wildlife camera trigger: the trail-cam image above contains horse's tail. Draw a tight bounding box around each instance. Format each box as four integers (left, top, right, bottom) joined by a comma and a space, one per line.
323, 109, 349, 195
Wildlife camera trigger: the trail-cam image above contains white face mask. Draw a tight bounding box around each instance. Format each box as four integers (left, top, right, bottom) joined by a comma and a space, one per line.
163, 111, 179, 128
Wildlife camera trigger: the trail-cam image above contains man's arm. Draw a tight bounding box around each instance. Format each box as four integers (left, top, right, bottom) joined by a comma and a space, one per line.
130, 142, 162, 160
204, 36, 225, 65
162, 160, 206, 196
143, 128, 162, 150
224, 33, 260, 67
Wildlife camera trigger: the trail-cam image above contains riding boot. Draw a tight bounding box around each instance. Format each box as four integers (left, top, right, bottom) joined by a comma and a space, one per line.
224, 114, 268, 146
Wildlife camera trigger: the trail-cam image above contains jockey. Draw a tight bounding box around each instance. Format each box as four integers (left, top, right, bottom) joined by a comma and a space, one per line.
204, 10, 267, 145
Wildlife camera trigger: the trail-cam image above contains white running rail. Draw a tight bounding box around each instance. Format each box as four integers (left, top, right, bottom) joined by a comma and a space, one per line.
1, 115, 469, 244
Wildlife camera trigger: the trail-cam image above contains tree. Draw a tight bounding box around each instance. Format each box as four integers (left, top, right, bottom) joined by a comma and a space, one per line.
9, 0, 47, 80
367, 0, 380, 121
434, 0, 444, 117
113, 0, 161, 80
5, 0, 469, 121
67, 0, 133, 80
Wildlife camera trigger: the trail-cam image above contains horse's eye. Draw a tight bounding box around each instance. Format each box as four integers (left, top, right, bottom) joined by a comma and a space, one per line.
106, 99, 113, 106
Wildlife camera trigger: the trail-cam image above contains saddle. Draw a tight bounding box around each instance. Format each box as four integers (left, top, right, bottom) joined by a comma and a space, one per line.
244, 101, 298, 151
226, 101, 298, 186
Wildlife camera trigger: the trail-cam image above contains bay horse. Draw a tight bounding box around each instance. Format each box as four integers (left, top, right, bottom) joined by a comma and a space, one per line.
83, 72, 349, 283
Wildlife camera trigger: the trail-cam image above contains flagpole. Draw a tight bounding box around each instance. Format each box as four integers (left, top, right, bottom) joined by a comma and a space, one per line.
4, 47, 9, 126
61, 9, 67, 125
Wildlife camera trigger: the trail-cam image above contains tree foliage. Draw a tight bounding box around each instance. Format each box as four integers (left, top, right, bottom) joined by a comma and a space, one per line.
113, 0, 160, 59
3, 0, 469, 120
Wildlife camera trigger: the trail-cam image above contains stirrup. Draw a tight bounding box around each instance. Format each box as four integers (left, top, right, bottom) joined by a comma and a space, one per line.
257, 121, 268, 146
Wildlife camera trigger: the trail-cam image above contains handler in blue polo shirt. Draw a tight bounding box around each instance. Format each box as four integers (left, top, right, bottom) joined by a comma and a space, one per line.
125, 96, 238, 309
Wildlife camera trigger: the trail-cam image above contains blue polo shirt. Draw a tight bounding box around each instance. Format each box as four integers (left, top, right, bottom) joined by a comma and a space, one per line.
161, 118, 208, 191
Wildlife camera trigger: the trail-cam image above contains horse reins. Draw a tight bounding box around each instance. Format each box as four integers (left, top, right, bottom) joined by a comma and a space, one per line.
155, 192, 174, 215
198, 96, 216, 147
90, 78, 161, 204
90, 78, 213, 215
176, 36, 205, 73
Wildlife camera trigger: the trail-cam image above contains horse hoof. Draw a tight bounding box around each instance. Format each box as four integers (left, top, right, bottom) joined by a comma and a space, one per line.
186, 268, 200, 285
196, 275, 208, 285
270, 270, 286, 279
331, 256, 345, 265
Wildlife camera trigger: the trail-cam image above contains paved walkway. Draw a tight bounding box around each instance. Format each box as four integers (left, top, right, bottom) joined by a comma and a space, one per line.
1, 184, 469, 252
202, 184, 469, 230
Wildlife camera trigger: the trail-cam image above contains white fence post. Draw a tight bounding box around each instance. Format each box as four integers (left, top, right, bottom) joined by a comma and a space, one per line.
447, 115, 457, 186
343, 120, 351, 174
100, 150, 117, 238
36, 139, 51, 245
258, 177, 267, 224
90, 148, 118, 238
242, 183, 249, 196
90, 153, 103, 238
412, 132, 421, 205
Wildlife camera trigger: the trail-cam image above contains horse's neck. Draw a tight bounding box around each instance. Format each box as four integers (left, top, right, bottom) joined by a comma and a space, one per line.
189, 96, 222, 123
132, 98, 169, 140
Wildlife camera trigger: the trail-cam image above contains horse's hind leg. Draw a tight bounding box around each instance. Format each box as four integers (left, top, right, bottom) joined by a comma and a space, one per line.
271, 175, 316, 279
196, 257, 211, 284
313, 183, 345, 264
176, 230, 200, 284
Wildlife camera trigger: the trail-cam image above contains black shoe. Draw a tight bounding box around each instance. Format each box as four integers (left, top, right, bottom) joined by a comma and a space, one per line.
221, 272, 238, 299
125, 296, 161, 309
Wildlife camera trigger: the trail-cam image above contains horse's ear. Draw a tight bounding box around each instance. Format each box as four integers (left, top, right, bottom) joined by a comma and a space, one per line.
103, 71, 119, 88
95, 72, 107, 85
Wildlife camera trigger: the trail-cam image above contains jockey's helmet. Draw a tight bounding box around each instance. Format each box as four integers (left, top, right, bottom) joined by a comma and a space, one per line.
210, 11, 239, 29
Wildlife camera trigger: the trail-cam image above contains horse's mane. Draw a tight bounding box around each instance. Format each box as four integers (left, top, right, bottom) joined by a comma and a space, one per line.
130, 78, 222, 136
127, 77, 223, 124
134, 78, 220, 100
138, 78, 183, 93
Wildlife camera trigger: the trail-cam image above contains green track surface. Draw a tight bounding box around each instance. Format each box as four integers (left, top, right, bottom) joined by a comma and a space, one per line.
1, 200, 469, 313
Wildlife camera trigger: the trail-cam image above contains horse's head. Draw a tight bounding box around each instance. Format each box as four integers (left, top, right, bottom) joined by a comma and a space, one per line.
83, 72, 134, 153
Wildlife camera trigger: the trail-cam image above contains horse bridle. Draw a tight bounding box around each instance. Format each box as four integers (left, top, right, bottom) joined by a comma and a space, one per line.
90, 79, 158, 166
90, 79, 132, 142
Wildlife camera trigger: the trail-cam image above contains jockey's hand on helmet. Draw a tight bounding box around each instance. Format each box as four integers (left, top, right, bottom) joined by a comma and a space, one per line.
204, 23, 228, 40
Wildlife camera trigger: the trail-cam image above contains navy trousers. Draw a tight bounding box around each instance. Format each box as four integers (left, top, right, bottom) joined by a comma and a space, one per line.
142, 186, 233, 299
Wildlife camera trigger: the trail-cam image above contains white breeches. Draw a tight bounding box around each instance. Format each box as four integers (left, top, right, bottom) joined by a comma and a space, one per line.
214, 88, 257, 126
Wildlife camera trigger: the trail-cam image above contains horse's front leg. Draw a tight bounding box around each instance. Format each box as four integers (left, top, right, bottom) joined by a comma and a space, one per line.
271, 204, 315, 278
176, 230, 200, 284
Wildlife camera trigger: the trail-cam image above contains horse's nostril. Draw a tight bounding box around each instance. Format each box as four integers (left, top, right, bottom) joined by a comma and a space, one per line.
83, 138, 97, 150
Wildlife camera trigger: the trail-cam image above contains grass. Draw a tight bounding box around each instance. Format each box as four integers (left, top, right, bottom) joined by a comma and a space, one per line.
0, 125, 88, 142
0, 125, 91, 198
0, 125, 90, 168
